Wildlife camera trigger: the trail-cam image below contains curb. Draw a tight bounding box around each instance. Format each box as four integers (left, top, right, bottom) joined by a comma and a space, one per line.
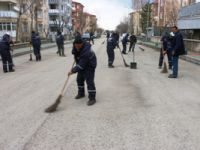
0, 40, 73, 60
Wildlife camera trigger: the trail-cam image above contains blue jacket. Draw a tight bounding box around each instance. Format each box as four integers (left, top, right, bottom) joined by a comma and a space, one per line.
0, 34, 12, 54
31, 33, 41, 48
107, 36, 117, 50
122, 34, 129, 44
172, 31, 185, 56
56, 34, 64, 45
161, 35, 172, 51
72, 42, 97, 73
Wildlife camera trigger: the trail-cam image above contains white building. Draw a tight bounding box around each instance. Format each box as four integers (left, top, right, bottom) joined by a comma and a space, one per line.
0, 0, 18, 39
48, 0, 72, 37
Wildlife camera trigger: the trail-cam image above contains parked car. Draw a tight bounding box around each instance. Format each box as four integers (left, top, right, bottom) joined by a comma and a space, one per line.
93, 33, 101, 39
82, 32, 90, 42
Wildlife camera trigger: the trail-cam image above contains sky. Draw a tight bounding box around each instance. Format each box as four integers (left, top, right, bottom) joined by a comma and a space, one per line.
74, 0, 132, 30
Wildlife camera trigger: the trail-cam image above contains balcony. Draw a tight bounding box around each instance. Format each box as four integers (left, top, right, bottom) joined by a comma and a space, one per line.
49, 0, 59, 4
0, 0, 17, 4
49, 9, 64, 15
0, 11, 18, 18
49, 20, 65, 26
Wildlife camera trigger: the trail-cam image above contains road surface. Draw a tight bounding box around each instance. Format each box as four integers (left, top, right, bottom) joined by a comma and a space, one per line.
0, 37, 200, 150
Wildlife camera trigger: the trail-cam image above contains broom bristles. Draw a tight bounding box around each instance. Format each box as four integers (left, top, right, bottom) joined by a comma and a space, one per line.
45, 94, 62, 113
161, 62, 168, 73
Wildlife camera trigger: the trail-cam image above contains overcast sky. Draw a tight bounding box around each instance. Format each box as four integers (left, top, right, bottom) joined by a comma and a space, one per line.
74, 0, 132, 30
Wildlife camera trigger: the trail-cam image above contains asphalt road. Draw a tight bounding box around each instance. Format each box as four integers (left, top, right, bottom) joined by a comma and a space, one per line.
0, 38, 200, 150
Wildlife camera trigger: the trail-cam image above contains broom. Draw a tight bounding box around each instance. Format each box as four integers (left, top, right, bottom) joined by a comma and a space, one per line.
118, 46, 129, 67
45, 76, 70, 113
45, 61, 75, 113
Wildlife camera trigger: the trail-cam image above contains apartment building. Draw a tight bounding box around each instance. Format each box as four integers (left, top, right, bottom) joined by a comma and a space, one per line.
72, 1, 84, 33
129, 11, 142, 35
19, 0, 49, 41
178, 1, 200, 39
0, 0, 49, 41
0, 0, 18, 39
48, 0, 72, 37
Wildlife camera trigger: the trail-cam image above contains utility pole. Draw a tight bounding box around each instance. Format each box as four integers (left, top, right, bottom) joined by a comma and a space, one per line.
146, 0, 150, 40
59, 0, 62, 32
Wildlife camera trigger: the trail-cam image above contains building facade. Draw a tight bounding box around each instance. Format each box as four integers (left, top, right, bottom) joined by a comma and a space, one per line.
178, 2, 200, 39
19, 0, 49, 41
0, 0, 18, 39
129, 11, 142, 35
0, 0, 50, 41
72, 1, 84, 33
48, 0, 72, 37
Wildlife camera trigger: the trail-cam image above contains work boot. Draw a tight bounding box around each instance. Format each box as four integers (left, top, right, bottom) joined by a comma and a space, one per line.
39, 55, 41, 61
36, 56, 39, 61
87, 98, 96, 106
108, 64, 114, 68
75, 94, 85, 99
168, 74, 177, 78
9, 69, 15, 72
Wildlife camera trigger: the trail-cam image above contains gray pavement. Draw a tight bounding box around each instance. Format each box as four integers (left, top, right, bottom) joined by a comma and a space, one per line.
0, 38, 200, 150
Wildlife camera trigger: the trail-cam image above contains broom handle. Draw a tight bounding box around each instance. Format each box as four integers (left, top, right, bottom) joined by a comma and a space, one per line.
118, 46, 125, 61
61, 76, 70, 95
60, 61, 76, 95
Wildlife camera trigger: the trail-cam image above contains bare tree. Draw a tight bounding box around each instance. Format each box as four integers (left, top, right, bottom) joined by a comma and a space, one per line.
116, 16, 129, 34
165, 0, 179, 26
132, 0, 148, 10
16, 0, 34, 42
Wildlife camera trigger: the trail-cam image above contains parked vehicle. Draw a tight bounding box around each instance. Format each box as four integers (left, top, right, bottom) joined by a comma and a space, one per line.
82, 32, 90, 41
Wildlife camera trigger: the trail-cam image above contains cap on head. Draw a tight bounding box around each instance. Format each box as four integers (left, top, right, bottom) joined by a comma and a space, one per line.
74, 37, 83, 44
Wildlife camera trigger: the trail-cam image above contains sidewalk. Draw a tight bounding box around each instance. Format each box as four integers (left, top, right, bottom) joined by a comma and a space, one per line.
138, 41, 200, 65
12, 40, 73, 57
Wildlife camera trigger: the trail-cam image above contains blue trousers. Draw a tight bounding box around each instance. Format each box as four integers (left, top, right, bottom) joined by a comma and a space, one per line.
33, 46, 41, 61
172, 56, 179, 77
122, 43, 127, 53
77, 70, 96, 100
0, 51, 13, 72
107, 48, 115, 66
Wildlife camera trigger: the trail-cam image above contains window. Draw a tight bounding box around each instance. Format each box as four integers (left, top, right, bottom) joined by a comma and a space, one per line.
12, 23, 16, 30
38, 24, 43, 32
22, 23, 28, 32
7, 23, 11, 30
3, 23, 6, 30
